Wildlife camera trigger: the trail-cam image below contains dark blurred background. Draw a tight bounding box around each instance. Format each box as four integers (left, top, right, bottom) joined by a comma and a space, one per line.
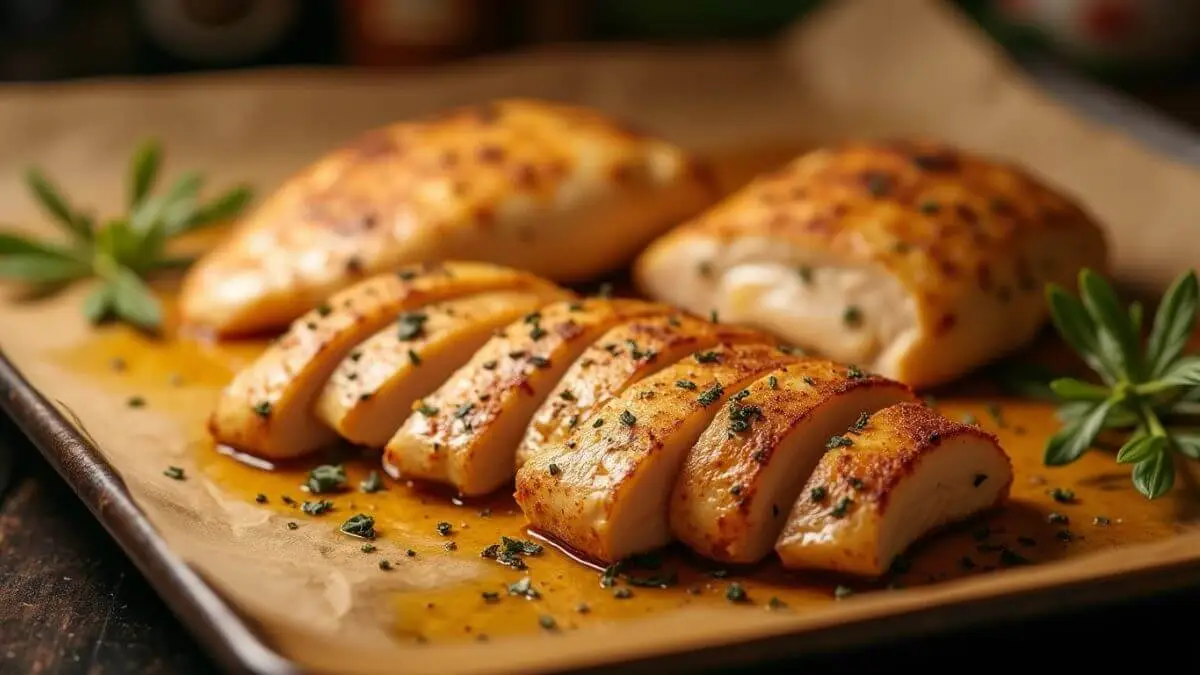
2, 1, 1199, 90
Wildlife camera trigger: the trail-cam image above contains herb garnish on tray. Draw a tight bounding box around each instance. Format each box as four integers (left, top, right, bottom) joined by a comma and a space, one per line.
0, 139, 253, 332
1039, 269, 1200, 499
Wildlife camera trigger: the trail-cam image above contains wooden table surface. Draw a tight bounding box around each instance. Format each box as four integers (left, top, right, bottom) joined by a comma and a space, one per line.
4, 70, 1200, 675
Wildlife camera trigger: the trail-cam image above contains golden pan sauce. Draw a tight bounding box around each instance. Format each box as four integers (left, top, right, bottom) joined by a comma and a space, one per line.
48, 145, 1200, 645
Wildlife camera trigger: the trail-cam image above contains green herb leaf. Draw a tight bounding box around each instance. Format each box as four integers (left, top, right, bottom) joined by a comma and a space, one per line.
1159, 355, 1200, 387
1173, 433, 1200, 460
1115, 434, 1163, 464
129, 138, 162, 209
0, 231, 79, 258
26, 167, 90, 241
1043, 397, 1115, 466
1146, 270, 1198, 378
0, 254, 90, 284
1046, 283, 1117, 384
1048, 377, 1110, 401
82, 283, 114, 324
1079, 269, 1142, 380
180, 185, 254, 234
111, 267, 162, 332
1132, 449, 1175, 500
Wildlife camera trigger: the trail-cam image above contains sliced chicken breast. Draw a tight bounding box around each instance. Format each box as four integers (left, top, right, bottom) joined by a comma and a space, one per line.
514, 313, 769, 470
180, 98, 717, 337
776, 401, 1012, 576
515, 343, 803, 564
634, 139, 1109, 388
314, 288, 572, 447
670, 363, 915, 564
383, 298, 668, 496
208, 262, 563, 459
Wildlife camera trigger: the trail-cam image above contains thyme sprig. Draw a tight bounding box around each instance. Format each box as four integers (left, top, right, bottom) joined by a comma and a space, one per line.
0, 138, 253, 332
1040, 269, 1200, 499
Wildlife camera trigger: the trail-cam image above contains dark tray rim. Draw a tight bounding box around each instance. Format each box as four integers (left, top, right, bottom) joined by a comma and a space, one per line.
4, 60, 1200, 675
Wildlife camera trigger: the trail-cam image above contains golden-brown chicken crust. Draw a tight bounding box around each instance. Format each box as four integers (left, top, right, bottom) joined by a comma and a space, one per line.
182, 98, 718, 337
776, 401, 1013, 576
208, 261, 563, 459
634, 138, 1110, 387
383, 298, 671, 496
515, 312, 770, 469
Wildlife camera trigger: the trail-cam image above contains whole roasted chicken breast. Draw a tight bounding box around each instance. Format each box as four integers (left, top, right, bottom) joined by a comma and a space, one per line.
181, 98, 717, 337
634, 139, 1109, 387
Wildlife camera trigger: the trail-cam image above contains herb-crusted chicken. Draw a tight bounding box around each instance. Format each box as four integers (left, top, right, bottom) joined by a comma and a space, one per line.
669, 363, 914, 564
207, 262, 561, 459
314, 288, 572, 448
181, 98, 717, 337
383, 298, 669, 496
514, 313, 767, 470
634, 139, 1109, 387
515, 343, 803, 564
776, 401, 1012, 576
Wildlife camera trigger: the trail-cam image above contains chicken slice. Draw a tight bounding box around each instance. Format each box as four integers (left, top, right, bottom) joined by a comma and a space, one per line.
514, 313, 769, 470
208, 262, 563, 459
669, 363, 915, 564
314, 288, 573, 448
776, 401, 1012, 576
383, 298, 669, 496
515, 343, 803, 563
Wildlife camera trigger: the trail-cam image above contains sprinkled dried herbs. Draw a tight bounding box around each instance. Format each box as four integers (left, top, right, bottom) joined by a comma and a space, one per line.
396, 312, 428, 340
803, 376, 816, 386
768, 597, 788, 610
830, 496, 853, 518
548, 463, 561, 476
619, 410, 637, 426
842, 306, 863, 328
436, 521, 453, 536
306, 465, 347, 494
833, 585, 854, 599
361, 543, 376, 553
826, 435, 853, 449
481, 360, 498, 370
538, 615, 557, 630
592, 418, 605, 428
798, 266, 813, 284
849, 411, 870, 433
414, 401, 438, 416
508, 577, 541, 600
528, 355, 550, 368
286, 522, 298, 530
255, 493, 267, 504
768, 375, 778, 389
1094, 516, 1111, 526
378, 559, 393, 571
301, 500, 333, 516
1049, 487, 1076, 503
482, 591, 500, 603
846, 365, 865, 379
558, 390, 576, 402
697, 261, 713, 278
1047, 512, 1069, 525
612, 587, 634, 599
163, 466, 185, 480
972, 473, 988, 487
454, 403, 474, 419
810, 485, 827, 502
694, 350, 720, 363
697, 383, 724, 407
407, 349, 422, 366
340, 513, 377, 539
127, 396, 146, 408
724, 582, 748, 603
675, 379, 697, 390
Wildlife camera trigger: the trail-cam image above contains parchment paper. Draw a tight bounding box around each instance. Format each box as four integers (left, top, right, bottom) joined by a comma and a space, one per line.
3, 1, 1200, 673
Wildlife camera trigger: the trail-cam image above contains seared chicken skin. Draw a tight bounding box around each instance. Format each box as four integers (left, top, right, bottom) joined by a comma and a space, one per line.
669, 363, 914, 564
776, 401, 1012, 576
635, 139, 1109, 387
516, 343, 803, 564
514, 313, 768, 470
208, 262, 561, 459
314, 288, 572, 447
181, 98, 717, 337
383, 298, 669, 496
